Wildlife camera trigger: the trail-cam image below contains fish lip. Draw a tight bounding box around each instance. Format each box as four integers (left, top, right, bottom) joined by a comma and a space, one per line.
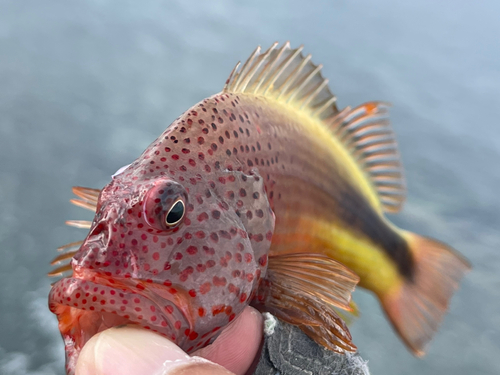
49, 270, 192, 375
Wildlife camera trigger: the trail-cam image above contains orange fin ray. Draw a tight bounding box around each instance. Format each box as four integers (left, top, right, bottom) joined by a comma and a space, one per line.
70, 199, 97, 212
382, 232, 471, 356
65, 220, 92, 229
50, 250, 78, 265
72, 186, 101, 204
267, 253, 359, 310
47, 263, 73, 277
252, 253, 359, 353
57, 240, 84, 252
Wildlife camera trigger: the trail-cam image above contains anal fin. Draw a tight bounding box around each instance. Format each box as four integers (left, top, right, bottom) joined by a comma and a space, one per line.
251, 253, 360, 353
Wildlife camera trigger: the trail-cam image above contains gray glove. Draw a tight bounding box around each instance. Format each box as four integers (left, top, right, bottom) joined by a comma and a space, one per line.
254, 314, 370, 375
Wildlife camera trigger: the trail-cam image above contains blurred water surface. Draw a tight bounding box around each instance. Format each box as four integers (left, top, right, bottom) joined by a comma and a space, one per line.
0, 1, 499, 374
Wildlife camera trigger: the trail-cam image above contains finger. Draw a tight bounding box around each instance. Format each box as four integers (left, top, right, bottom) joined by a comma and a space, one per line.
193, 306, 263, 375
75, 325, 234, 375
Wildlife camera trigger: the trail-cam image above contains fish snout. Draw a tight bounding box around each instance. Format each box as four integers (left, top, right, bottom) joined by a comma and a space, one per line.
72, 204, 123, 271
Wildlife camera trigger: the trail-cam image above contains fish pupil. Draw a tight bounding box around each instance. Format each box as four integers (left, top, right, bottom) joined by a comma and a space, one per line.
166, 200, 184, 225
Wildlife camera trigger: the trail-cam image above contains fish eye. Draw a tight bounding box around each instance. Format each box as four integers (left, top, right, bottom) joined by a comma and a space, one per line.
143, 181, 188, 231
165, 199, 185, 227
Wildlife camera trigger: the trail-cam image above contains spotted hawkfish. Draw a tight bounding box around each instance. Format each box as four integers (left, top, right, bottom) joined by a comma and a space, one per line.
48, 42, 471, 374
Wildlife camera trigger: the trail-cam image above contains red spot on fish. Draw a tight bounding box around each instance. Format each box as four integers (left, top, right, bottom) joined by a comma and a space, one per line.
203, 246, 215, 255
196, 263, 207, 272
199, 282, 211, 294
213, 276, 227, 287
188, 289, 197, 297
253, 233, 264, 242
186, 246, 198, 255
198, 307, 206, 317
259, 255, 268, 267
197, 212, 209, 222
210, 232, 219, 243
228, 283, 239, 294
212, 304, 225, 316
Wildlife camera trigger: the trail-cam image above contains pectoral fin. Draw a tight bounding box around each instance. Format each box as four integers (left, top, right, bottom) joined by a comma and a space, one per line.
251, 253, 360, 353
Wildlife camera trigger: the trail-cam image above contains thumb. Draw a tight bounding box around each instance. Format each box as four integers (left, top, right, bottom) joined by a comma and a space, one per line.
75, 325, 234, 375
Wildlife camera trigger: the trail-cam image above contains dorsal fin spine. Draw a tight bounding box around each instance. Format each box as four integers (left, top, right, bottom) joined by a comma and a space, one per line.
300, 78, 329, 109
312, 96, 338, 117
239, 45, 276, 92
287, 63, 323, 103
250, 42, 285, 94
262, 45, 303, 96
223, 62, 241, 91
232, 46, 261, 92
276, 53, 312, 100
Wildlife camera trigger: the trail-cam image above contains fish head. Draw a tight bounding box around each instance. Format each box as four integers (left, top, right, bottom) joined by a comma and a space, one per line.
49, 157, 275, 374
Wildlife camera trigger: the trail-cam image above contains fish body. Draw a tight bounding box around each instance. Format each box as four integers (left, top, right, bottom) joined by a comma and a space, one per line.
49, 42, 470, 374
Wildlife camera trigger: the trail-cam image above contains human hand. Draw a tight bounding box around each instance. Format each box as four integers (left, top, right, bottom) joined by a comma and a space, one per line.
75, 306, 263, 375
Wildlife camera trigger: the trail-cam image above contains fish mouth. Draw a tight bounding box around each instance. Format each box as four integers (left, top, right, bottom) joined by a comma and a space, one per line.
49, 268, 197, 375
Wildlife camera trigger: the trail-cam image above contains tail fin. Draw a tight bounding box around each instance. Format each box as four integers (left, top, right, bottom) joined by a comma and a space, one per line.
382, 232, 471, 356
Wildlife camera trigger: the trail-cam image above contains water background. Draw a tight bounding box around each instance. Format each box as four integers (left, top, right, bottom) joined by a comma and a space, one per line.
0, 1, 499, 374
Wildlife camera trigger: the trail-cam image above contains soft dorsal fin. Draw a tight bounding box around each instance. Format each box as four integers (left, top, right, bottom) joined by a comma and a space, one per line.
223, 42, 406, 213
330, 102, 406, 212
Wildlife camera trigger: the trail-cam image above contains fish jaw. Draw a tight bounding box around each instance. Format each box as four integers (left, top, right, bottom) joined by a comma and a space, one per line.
48, 269, 211, 375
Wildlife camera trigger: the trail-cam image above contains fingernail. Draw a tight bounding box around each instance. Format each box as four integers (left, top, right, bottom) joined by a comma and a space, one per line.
75, 325, 230, 375
168, 359, 234, 375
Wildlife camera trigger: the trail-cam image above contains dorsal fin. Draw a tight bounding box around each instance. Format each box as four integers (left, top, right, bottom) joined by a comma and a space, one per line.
223, 42, 406, 213
330, 102, 406, 212
223, 42, 340, 121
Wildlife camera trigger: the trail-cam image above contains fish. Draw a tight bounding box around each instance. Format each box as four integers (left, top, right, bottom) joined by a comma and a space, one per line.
48, 42, 471, 374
